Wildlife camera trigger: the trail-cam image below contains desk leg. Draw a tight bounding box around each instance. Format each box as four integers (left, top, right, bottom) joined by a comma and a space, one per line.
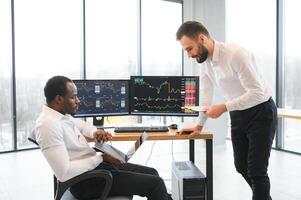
135, 138, 142, 150
189, 139, 195, 163
206, 139, 213, 200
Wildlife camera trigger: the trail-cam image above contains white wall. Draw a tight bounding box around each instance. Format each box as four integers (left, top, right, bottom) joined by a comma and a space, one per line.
182, 0, 227, 145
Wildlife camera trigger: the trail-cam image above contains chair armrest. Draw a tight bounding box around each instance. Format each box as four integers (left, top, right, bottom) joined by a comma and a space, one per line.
28, 137, 39, 146
55, 169, 113, 200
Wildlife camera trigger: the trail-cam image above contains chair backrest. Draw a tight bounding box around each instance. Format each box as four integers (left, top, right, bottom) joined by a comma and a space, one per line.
28, 129, 39, 145
28, 137, 39, 146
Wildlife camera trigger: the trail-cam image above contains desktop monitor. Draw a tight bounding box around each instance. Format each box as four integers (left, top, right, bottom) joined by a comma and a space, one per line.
129, 76, 199, 116
72, 79, 129, 117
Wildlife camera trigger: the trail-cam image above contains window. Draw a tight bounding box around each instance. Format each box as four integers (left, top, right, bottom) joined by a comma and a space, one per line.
0, 0, 13, 151
0, 0, 183, 152
141, 0, 182, 123
141, 0, 182, 76
85, 0, 137, 79
226, 0, 276, 96
14, 0, 82, 149
226, 0, 276, 139
283, 0, 301, 153
85, 0, 138, 125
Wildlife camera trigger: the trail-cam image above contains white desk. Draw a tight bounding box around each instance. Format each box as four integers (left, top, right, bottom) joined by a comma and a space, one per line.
277, 108, 301, 120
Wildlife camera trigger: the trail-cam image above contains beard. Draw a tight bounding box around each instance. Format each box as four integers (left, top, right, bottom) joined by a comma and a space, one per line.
196, 44, 208, 63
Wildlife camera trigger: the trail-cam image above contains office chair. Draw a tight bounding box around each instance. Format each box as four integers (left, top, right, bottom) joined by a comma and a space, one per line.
28, 137, 132, 200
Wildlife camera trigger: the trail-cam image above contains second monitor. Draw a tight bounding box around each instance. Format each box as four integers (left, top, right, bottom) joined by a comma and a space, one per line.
73, 79, 129, 117
130, 76, 199, 116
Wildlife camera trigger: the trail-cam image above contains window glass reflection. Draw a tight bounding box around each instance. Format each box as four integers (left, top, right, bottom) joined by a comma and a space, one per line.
283, 0, 301, 153
0, 0, 13, 151
14, 0, 81, 149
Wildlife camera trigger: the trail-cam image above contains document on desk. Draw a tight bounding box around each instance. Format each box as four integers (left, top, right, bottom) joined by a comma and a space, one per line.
94, 132, 149, 163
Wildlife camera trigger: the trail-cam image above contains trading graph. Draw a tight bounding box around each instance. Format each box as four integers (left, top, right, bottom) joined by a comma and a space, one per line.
130, 76, 199, 116
73, 80, 129, 117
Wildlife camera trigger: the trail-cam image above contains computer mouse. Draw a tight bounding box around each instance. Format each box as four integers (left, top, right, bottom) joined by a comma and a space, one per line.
169, 124, 178, 129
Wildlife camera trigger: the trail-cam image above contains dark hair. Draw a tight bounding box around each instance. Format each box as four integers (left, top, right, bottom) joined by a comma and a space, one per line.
176, 21, 210, 40
44, 76, 72, 104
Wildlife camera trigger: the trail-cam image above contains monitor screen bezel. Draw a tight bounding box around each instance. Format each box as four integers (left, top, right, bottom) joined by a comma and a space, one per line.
129, 76, 199, 117
72, 79, 130, 118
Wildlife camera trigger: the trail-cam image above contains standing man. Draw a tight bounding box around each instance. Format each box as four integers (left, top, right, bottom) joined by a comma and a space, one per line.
34, 75, 172, 200
176, 21, 277, 200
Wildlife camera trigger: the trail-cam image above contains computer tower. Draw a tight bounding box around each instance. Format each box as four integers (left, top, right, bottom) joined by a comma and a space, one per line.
172, 161, 206, 200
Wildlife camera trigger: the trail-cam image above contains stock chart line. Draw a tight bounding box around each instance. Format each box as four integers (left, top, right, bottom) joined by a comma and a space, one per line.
133, 102, 182, 111
73, 80, 129, 116
134, 78, 181, 94
130, 76, 200, 115
133, 96, 182, 102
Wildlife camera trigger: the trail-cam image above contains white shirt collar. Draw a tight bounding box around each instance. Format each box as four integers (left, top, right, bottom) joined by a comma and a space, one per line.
42, 105, 67, 121
205, 40, 220, 67
211, 40, 220, 65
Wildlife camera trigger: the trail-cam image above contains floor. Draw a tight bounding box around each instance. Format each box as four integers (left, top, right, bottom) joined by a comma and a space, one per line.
0, 140, 300, 200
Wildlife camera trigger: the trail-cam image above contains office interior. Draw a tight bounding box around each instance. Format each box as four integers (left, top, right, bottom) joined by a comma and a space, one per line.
0, 0, 300, 199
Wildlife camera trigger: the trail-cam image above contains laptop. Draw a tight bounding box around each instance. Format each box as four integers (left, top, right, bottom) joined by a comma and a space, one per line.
94, 132, 148, 163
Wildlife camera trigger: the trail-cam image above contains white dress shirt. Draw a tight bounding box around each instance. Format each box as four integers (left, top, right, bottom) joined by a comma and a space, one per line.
198, 40, 271, 126
34, 105, 103, 182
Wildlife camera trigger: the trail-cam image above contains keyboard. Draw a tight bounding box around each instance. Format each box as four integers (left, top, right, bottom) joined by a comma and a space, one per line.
114, 126, 169, 133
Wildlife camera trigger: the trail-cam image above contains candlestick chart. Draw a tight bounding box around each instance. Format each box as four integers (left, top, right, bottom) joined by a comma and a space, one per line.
130, 76, 199, 116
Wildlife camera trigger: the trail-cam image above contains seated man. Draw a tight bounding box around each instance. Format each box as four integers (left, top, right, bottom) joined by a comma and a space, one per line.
34, 75, 171, 200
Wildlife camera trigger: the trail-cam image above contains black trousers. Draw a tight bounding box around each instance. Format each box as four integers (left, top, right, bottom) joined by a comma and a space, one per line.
230, 98, 277, 200
70, 162, 170, 200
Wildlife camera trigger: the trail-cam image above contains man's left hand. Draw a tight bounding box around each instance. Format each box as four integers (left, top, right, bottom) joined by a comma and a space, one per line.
205, 104, 227, 118
94, 130, 112, 143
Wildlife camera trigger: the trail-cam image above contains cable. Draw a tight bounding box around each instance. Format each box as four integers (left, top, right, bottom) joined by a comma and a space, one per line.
145, 141, 156, 166
106, 116, 111, 124
171, 140, 175, 162
162, 177, 172, 193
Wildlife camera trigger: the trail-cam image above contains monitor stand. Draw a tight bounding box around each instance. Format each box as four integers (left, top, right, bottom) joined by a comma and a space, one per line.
93, 116, 104, 127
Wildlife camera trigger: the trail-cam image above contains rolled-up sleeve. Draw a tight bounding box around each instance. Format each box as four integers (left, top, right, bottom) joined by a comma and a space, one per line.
72, 117, 97, 138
